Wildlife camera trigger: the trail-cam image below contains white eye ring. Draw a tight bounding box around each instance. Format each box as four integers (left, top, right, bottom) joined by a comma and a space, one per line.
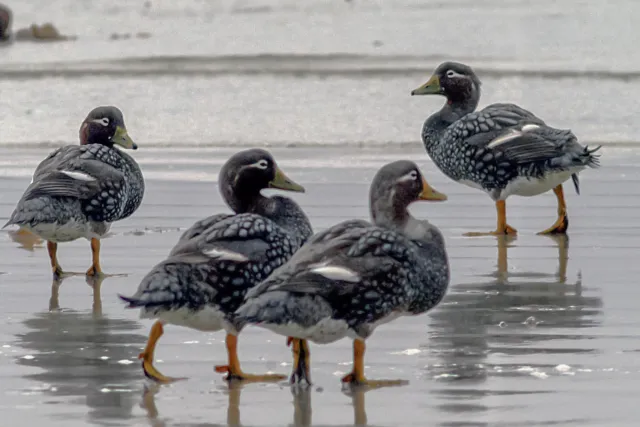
256, 159, 269, 169
399, 170, 420, 182
91, 117, 110, 127
446, 70, 462, 78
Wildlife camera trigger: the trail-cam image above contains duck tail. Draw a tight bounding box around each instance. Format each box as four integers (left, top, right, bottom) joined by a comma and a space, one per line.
118, 294, 146, 308
3, 207, 23, 229
571, 173, 580, 195
234, 291, 333, 334
118, 260, 200, 310
570, 145, 601, 195
582, 145, 602, 168
118, 292, 177, 309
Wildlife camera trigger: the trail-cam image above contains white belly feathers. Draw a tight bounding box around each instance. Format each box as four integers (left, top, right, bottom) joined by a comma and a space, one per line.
28, 220, 111, 242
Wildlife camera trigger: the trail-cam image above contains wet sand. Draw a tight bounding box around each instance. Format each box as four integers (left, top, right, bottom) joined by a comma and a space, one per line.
0, 144, 638, 426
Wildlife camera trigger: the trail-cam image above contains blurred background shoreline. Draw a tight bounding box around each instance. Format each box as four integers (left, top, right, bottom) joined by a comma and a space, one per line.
2, 0, 639, 147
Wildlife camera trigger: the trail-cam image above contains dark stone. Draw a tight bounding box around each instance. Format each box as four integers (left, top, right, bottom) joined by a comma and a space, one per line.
0, 3, 11, 40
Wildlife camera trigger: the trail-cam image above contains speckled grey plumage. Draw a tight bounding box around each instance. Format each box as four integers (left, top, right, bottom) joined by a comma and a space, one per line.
417, 62, 601, 200
120, 149, 313, 333
4, 142, 144, 241
124, 212, 308, 317
174, 196, 312, 254
172, 213, 234, 245
235, 161, 450, 342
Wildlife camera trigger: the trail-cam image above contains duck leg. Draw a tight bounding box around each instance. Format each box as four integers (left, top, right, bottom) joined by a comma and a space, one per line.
85, 238, 127, 277
341, 340, 407, 387
538, 185, 569, 235
47, 241, 65, 278
86, 238, 103, 276
288, 337, 312, 385
139, 321, 184, 383
215, 333, 286, 382
464, 200, 518, 237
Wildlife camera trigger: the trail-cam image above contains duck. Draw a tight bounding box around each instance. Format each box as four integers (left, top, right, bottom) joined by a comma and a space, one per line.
119, 148, 313, 383
411, 61, 601, 236
0, 3, 10, 41
3, 106, 144, 278
235, 160, 449, 386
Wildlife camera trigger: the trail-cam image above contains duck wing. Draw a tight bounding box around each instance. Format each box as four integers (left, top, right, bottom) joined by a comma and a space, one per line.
240, 223, 418, 329
446, 104, 600, 187
171, 213, 235, 252
121, 213, 298, 310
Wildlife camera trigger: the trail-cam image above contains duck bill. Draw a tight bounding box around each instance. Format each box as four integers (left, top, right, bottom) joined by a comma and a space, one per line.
411, 75, 441, 96
112, 126, 138, 150
269, 167, 305, 193
418, 177, 447, 201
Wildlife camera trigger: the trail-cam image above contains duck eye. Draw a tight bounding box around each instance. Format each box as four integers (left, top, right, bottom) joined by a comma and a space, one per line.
91, 117, 110, 127
446, 70, 460, 78
256, 159, 269, 169
399, 170, 419, 182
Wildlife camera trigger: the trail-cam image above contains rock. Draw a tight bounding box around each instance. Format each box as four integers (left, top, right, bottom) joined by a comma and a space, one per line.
0, 3, 12, 40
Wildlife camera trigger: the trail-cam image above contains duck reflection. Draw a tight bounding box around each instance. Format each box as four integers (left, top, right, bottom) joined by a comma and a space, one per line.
425, 235, 602, 418
288, 386, 369, 427
141, 382, 246, 427
14, 275, 147, 426
141, 382, 370, 427
140, 382, 250, 427
140, 384, 163, 427
289, 386, 312, 427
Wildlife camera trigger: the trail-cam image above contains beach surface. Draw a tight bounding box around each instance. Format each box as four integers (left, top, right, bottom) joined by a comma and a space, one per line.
1, 144, 639, 427
2, 0, 640, 425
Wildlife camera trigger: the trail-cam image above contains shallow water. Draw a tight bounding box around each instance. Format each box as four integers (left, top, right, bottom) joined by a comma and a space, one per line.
2, 1, 640, 425
1, 145, 639, 426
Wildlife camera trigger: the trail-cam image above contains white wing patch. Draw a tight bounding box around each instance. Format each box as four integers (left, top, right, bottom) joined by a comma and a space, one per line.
487, 123, 541, 149
487, 130, 522, 149
309, 263, 361, 283
521, 124, 540, 133
202, 248, 249, 263
60, 170, 96, 182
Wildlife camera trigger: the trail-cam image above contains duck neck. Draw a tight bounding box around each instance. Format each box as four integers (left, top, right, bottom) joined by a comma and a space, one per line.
79, 124, 114, 147
371, 192, 441, 243
372, 205, 438, 245
223, 188, 311, 243
370, 194, 411, 232
422, 95, 479, 149
225, 189, 266, 214
254, 196, 313, 246
117, 148, 145, 218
